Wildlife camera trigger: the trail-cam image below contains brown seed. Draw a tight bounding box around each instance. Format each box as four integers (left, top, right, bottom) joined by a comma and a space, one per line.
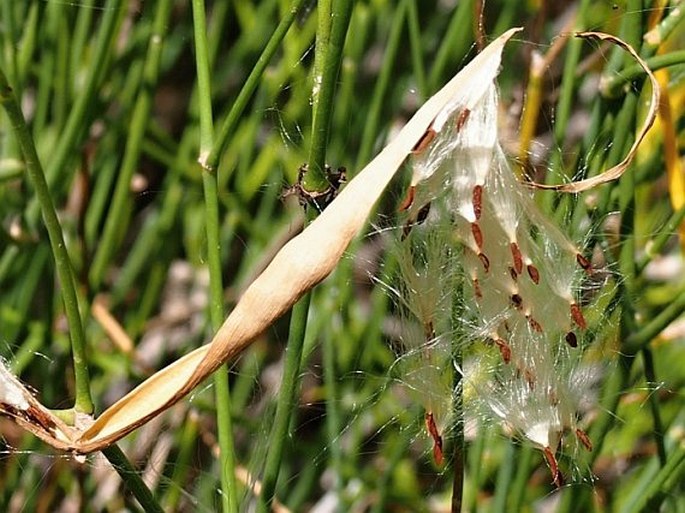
576, 253, 592, 273
398, 185, 415, 211
416, 203, 431, 224
455, 108, 471, 131
524, 368, 536, 389
565, 331, 578, 348
472, 184, 483, 220
471, 222, 483, 249
527, 315, 543, 333
527, 264, 540, 284
509, 266, 518, 281
473, 277, 483, 300
543, 446, 564, 488
400, 202, 431, 240
494, 337, 512, 364
478, 252, 490, 272
576, 428, 593, 451
511, 293, 523, 309
510, 242, 523, 275
570, 303, 587, 330
412, 126, 436, 154
425, 412, 444, 466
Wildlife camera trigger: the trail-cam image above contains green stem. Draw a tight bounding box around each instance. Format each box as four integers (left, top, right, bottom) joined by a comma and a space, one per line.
625, 441, 685, 513
303, 0, 354, 190
355, 0, 407, 169
191, 0, 238, 511
257, 293, 312, 513
491, 442, 515, 512
0, 66, 93, 414
258, 4, 353, 509
406, 0, 427, 100
88, 0, 172, 288
204, 0, 307, 172
27, 0, 124, 227
101, 445, 164, 513
602, 50, 685, 96
427, 0, 475, 91
643, 2, 685, 49
637, 204, 685, 274
641, 348, 667, 465
625, 287, 685, 353
304, 0, 332, 188
322, 324, 343, 502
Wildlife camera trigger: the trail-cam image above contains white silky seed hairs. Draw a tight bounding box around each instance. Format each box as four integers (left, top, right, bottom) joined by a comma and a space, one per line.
391, 78, 599, 485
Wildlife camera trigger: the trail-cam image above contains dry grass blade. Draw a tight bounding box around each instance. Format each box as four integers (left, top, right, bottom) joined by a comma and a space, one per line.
528, 31, 660, 192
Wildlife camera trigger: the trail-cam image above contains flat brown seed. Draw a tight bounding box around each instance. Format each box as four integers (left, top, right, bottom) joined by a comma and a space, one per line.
398, 185, 415, 211
511, 293, 523, 309
412, 127, 436, 154
565, 331, 578, 347
473, 185, 483, 220
494, 338, 511, 363
425, 412, 444, 466
570, 303, 587, 330
471, 222, 484, 249
510, 242, 523, 275
509, 266, 518, 281
576, 253, 592, 273
527, 315, 543, 333
527, 264, 540, 284
576, 428, 593, 451
455, 108, 471, 131
478, 252, 490, 272
543, 446, 564, 488
473, 277, 483, 300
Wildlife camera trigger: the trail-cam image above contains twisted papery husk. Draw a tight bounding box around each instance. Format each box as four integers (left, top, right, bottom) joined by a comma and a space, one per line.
4, 28, 521, 452
527, 31, 659, 192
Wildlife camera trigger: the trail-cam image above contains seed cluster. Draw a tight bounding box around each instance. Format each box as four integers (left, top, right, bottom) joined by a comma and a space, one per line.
393, 81, 600, 486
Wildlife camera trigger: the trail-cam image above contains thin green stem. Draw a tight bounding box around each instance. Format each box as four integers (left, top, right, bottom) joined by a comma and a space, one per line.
406, 0, 427, 100
602, 50, 685, 96
491, 442, 515, 513
192, 0, 239, 511
0, 66, 93, 414
257, 293, 312, 513
0, 0, 19, 88
322, 323, 343, 503
625, 287, 685, 353
27, 0, 124, 226
641, 348, 667, 466
643, 2, 685, 49
204, 0, 307, 172
89, 0, 172, 289
101, 445, 164, 513
625, 441, 685, 513
303, 0, 354, 190
355, 0, 407, 169
304, 0, 332, 187
637, 204, 685, 274
427, 0, 475, 91
258, 3, 353, 509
